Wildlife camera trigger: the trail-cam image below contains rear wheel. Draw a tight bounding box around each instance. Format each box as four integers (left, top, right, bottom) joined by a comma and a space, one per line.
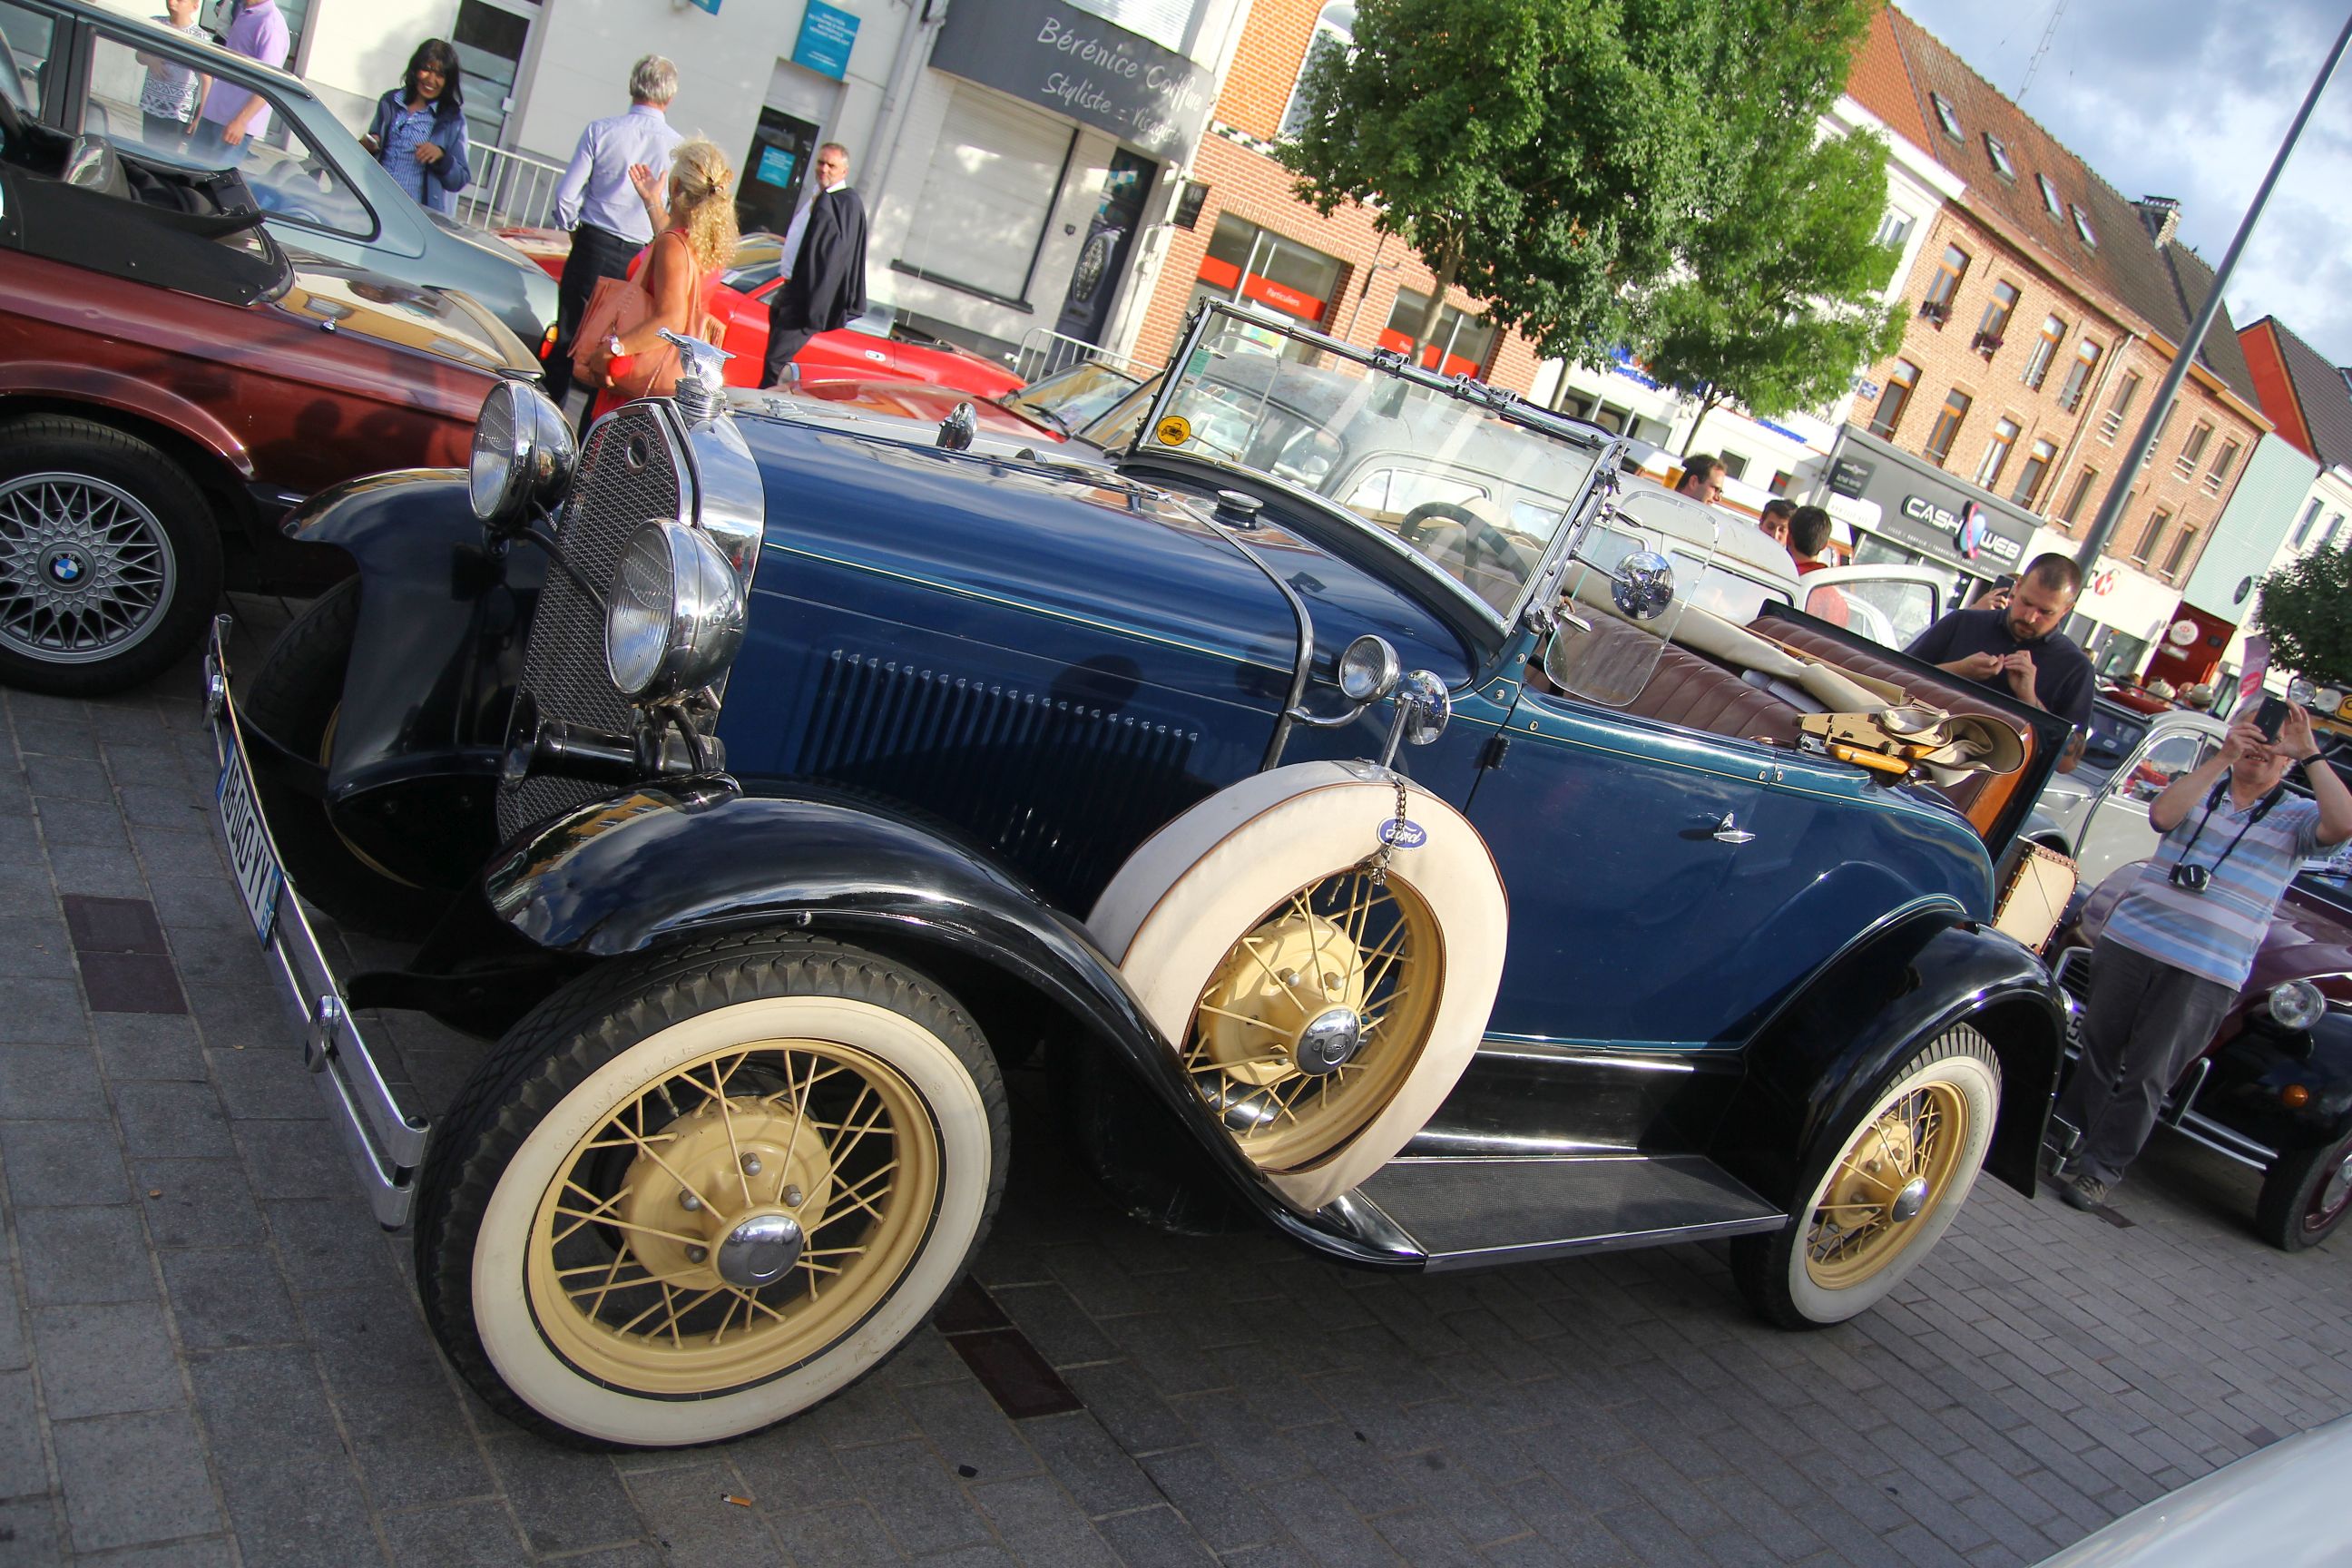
241, 581, 445, 938
0, 416, 222, 696
1734, 1025, 1999, 1328
2255, 1132, 2352, 1251
416, 934, 1007, 1448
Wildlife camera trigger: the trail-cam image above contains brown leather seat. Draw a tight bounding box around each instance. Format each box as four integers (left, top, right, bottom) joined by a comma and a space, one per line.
1757, 621, 2034, 830
1558, 615, 1805, 747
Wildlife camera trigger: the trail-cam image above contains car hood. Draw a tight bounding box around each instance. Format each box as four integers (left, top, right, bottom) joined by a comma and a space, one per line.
268, 253, 539, 377
735, 414, 1473, 685
788, 379, 1051, 438
2076, 865, 2352, 1001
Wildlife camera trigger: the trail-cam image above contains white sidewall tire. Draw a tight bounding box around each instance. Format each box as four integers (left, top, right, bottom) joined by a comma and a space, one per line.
470, 995, 993, 1447
1087, 761, 1507, 1211
1782, 1037, 1998, 1325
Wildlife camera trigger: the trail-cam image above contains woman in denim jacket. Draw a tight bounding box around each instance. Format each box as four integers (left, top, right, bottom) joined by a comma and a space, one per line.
362, 39, 472, 215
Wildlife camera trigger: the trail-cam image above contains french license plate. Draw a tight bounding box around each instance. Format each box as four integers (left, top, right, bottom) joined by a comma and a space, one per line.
215, 742, 284, 946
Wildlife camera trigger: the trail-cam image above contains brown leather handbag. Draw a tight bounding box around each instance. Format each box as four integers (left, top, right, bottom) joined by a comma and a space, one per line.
569, 272, 680, 400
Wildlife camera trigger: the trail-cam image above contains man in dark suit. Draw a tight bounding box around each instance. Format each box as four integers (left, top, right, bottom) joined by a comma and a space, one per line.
761, 142, 869, 389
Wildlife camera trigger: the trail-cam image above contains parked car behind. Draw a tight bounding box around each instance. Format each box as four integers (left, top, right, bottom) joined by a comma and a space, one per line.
2049, 770, 2352, 1250
2026, 708, 2228, 889
1, 0, 555, 344
210, 301, 2072, 1448
498, 226, 1024, 397
0, 105, 538, 691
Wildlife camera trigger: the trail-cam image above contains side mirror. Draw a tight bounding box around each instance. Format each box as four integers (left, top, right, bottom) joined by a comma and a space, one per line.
1611, 550, 1675, 620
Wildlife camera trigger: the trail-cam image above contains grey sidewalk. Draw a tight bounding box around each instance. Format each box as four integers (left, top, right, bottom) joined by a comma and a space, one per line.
0, 599, 2347, 1567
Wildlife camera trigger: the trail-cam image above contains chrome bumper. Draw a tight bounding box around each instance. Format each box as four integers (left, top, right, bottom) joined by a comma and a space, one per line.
202, 615, 427, 1228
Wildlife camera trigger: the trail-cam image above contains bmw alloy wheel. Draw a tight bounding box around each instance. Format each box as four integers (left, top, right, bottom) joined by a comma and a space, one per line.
0, 472, 179, 664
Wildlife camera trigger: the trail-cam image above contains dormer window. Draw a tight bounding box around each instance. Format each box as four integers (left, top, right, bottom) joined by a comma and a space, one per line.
2070, 204, 2098, 248
1931, 92, 1964, 139
2038, 174, 2062, 215
1984, 134, 2015, 180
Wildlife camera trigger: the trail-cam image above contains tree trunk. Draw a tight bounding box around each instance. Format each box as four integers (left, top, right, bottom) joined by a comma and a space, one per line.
1680, 388, 1724, 456
1404, 237, 1461, 368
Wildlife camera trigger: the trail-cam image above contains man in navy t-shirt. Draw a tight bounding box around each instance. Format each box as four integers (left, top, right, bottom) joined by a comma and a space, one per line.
1905, 551, 2095, 731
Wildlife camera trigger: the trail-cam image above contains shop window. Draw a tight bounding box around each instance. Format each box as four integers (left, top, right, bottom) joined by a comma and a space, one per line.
1924, 389, 1973, 466
2163, 523, 2200, 579
2058, 340, 2104, 413
1973, 282, 2017, 355
2097, 366, 2139, 436
1381, 288, 1494, 377
2203, 439, 2239, 496
1973, 416, 2018, 488
2023, 316, 2065, 388
2060, 466, 2099, 526
1278, 3, 1356, 140
2011, 438, 2056, 508
899, 89, 1075, 305
1920, 246, 1967, 325
1868, 359, 1919, 439
2173, 420, 2212, 482
1187, 213, 1345, 337
2134, 508, 2171, 565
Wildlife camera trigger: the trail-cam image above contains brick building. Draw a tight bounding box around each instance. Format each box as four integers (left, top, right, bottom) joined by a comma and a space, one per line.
1825, 7, 2272, 672
1127, 0, 1546, 392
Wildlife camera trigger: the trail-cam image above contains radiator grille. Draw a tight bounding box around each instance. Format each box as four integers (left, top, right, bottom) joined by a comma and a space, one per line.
497, 405, 691, 839
799, 651, 1204, 906
2053, 946, 2092, 1007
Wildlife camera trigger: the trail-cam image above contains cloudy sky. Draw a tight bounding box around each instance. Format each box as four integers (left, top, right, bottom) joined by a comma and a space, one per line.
1896, 0, 2352, 367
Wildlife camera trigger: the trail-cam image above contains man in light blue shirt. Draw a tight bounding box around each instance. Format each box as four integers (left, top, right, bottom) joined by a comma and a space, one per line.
544, 54, 682, 403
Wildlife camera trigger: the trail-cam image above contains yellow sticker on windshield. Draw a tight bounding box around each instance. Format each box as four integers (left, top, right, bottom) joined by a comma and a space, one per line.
1154, 415, 1192, 446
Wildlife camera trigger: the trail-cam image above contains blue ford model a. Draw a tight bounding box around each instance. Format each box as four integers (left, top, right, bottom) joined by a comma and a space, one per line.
208, 302, 2074, 1447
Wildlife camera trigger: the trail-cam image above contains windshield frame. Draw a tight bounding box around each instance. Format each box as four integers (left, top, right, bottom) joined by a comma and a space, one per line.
1136, 300, 1624, 636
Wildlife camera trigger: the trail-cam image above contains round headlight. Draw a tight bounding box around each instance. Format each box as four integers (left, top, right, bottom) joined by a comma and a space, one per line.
469, 378, 576, 524
605, 520, 746, 701
1611, 550, 1676, 621
2269, 978, 2327, 1032
2316, 688, 2346, 718
1338, 634, 1401, 703
2288, 676, 2318, 708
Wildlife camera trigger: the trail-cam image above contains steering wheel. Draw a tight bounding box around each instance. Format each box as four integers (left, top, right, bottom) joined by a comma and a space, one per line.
1397, 500, 1534, 580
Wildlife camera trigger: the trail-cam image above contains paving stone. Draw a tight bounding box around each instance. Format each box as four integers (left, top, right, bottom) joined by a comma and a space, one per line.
186, 1347, 377, 1568
15, 1204, 157, 1305
45, 842, 153, 900
1137, 1445, 1282, 1553
94, 1014, 207, 1082
110, 1082, 232, 1159
483, 1436, 647, 1556
966, 1474, 1122, 1567
74, 1536, 238, 1565
0, 1367, 46, 1497
1088, 1504, 1218, 1567
33, 799, 133, 851
24, 757, 110, 801
623, 1461, 781, 1567
260, 1200, 403, 1295
901, 1374, 1045, 1483
0, 1044, 106, 1117
0, 1118, 132, 1208
298, 1291, 492, 1512
0, 1497, 61, 1566
377, 1501, 530, 1568
132, 1160, 265, 1249
231, 1120, 353, 1198
160, 1249, 302, 1350
0, 916, 79, 979
1021, 1409, 1162, 1518
766, 1502, 907, 1568
51, 1408, 221, 1555
833, 1437, 992, 1556
202, 1047, 328, 1122
30, 1301, 182, 1419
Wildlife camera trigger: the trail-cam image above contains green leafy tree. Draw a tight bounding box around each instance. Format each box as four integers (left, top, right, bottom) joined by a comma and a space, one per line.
2253, 544, 2352, 689
1279, 0, 1877, 364
1643, 125, 1908, 452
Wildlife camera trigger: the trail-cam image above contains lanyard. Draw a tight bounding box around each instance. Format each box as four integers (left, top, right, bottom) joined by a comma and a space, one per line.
2173, 777, 2285, 883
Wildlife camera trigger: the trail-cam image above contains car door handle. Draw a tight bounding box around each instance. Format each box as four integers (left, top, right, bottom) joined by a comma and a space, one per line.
1711, 813, 1756, 845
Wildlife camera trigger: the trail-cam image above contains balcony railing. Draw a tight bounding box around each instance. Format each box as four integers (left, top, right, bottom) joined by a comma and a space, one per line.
449, 143, 570, 234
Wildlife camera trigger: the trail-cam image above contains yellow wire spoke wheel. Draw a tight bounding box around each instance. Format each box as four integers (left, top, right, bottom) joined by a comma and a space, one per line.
1182, 868, 1442, 1173
1802, 1079, 1968, 1291
524, 1038, 938, 1397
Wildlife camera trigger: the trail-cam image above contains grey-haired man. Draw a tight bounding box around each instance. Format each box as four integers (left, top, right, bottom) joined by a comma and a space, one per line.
544, 54, 683, 403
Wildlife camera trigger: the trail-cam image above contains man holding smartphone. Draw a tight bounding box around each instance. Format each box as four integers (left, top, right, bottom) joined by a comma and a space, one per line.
2052, 699, 2352, 1211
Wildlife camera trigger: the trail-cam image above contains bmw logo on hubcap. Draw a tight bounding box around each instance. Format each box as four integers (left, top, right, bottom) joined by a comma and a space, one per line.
46, 551, 87, 587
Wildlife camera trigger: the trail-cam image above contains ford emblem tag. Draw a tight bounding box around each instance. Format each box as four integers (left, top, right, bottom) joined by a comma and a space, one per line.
1379, 818, 1427, 849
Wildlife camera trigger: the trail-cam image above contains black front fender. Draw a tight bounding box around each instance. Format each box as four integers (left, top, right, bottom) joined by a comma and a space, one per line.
280, 470, 544, 888
1712, 911, 2065, 1203
479, 779, 1422, 1269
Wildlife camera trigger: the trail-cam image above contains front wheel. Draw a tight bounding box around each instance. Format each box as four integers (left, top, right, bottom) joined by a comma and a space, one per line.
2254, 1132, 2352, 1251
0, 416, 223, 696
415, 934, 1008, 1448
1732, 1024, 2000, 1329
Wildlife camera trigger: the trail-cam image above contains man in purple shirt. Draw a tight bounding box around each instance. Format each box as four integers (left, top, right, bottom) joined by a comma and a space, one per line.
191, 0, 289, 162
543, 54, 682, 403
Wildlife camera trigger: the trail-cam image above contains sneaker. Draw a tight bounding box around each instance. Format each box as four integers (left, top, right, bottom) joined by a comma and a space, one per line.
2057, 1173, 2107, 1211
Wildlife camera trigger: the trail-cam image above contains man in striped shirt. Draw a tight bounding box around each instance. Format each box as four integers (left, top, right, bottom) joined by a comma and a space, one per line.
2053, 701, 2352, 1211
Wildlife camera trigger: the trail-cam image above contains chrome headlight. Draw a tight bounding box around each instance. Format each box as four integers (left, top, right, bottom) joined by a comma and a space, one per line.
1612, 550, 1675, 620
605, 520, 746, 702
2269, 978, 2327, 1032
1338, 634, 1401, 702
469, 378, 576, 523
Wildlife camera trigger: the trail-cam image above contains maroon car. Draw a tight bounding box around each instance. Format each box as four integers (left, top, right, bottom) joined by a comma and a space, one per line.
2052, 816, 2352, 1250
0, 113, 536, 694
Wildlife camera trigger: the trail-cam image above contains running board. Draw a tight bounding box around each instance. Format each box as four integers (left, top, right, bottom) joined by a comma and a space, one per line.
1353, 1152, 1785, 1271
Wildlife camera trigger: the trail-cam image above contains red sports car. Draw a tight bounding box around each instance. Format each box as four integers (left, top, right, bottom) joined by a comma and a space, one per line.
499, 229, 1024, 397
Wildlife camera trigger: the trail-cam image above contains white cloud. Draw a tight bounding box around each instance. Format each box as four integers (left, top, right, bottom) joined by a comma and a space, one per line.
1895, 0, 2352, 365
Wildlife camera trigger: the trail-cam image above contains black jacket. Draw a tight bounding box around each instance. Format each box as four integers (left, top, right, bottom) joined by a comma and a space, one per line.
772, 185, 868, 334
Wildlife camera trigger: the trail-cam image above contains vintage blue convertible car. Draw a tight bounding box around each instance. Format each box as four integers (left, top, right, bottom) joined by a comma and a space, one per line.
207, 303, 2073, 1447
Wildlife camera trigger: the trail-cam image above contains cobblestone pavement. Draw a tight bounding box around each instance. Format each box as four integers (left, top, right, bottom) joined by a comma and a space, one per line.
1, 599, 2348, 1568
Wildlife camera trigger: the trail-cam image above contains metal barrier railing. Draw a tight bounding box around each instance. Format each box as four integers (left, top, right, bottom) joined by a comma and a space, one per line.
1014, 326, 1150, 384
450, 142, 568, 233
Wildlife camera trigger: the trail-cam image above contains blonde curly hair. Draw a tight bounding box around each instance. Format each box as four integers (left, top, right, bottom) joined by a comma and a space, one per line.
666, 139, 740, 276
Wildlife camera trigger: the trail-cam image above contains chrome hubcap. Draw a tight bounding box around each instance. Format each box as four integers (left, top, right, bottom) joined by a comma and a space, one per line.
1889, 1174, 1931, 1223
716, 1211, 805, 1287
1291, 1006, 1363, 1076
2317, 1152, 2352, 1219
0, 473, 177, 662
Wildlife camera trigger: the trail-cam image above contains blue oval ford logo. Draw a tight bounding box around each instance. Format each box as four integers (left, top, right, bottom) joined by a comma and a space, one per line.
1378, 818, 1427, 849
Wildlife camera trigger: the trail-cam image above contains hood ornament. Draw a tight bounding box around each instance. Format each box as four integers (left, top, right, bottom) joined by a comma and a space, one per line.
659, 329, 734, 423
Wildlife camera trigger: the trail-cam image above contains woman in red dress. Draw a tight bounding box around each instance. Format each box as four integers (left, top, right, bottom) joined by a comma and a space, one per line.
579, 139, 738, 421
